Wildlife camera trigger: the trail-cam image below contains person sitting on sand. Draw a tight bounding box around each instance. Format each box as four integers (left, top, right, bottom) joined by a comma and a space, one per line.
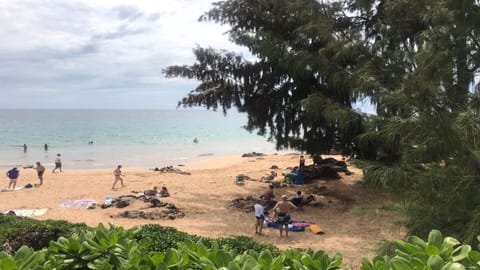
272, 195, 297, 237
260, 184, 275, 200
143, 186, 158, 196
260, 171, 277, 182
35, 162, 45, 186
159, 186, 170, 197
290, 190, 304, 210
112, 165, 125, 190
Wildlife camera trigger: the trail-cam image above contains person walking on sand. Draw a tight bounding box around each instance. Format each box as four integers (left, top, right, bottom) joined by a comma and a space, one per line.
254, 203, 267, 235
52, 153, 63, 173
35, 162, 45, 186
112, 165, 125, 190
6, 167, 19, 190
272, 195, 297, 237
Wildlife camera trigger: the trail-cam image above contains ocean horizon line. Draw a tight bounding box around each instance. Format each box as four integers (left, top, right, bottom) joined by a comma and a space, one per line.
0, 108, 238, 112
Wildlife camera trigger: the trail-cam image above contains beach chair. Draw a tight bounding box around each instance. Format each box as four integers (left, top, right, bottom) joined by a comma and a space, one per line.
234, 174, 246, 185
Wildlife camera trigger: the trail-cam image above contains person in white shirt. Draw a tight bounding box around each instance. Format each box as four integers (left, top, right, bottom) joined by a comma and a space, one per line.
52, 153, 63, 173
254, 203, 267, 235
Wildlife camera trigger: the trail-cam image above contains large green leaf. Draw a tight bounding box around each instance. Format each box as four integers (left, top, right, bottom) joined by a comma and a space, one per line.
428, 230, 443, 248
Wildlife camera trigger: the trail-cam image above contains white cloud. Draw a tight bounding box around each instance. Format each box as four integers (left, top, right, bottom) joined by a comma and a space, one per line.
0, 0, 246, 109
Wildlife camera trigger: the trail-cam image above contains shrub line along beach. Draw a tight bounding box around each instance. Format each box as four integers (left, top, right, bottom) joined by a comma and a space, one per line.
0, 153, 404, 267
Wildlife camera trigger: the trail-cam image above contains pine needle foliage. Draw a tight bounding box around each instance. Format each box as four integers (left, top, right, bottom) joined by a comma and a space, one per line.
164, 0, 365, 155
164, 0, 480, 243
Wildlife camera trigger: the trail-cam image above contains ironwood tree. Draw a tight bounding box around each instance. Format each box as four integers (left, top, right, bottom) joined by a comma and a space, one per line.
164, 0, 480, 242
164, 0, 366, 156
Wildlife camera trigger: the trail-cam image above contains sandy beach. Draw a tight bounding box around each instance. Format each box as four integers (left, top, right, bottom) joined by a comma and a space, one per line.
0, 153, 404, 268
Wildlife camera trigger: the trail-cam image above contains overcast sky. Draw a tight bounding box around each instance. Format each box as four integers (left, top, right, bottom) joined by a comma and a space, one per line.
0, 0, 246, 109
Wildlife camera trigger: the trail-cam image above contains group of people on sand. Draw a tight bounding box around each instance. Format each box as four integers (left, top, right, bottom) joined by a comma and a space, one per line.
6, 154, 124, 191
5, 159, 51, 190
254, 154, 310, 237
254, 193, 298, 237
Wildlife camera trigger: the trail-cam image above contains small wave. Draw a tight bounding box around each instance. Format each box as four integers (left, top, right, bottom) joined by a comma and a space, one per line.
72, 159, 96, 162
0, 163, 24, 169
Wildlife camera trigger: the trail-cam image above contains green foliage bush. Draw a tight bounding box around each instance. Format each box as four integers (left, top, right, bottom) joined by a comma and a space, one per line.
212, 235, 279, 256
134, 224, 279, 255
1, 219, 480, 270
0, 224, 342, 269
361, 230, 480, 270
133, 224, 201, 252
0, 215, 87, 254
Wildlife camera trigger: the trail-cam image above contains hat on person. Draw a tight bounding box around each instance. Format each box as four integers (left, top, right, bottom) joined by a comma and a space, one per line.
281, 195, 288, 199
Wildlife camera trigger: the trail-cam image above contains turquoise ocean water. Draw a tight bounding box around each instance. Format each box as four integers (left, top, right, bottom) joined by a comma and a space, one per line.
0, 109, 279, 169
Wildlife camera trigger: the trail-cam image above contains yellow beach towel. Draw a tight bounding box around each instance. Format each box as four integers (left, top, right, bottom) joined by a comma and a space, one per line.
309, 224, 324, 234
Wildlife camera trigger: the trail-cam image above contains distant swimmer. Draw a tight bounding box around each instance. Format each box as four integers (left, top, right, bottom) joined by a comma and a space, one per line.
193, 138, 199, 143
44, 144, 48, 151
88, 141, 94, 145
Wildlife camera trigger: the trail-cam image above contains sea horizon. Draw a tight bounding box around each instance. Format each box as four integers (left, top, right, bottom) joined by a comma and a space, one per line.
0, 109, 284, 170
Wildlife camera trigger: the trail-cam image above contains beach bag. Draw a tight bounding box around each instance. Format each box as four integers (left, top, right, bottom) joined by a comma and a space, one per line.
115, 200, 129, 208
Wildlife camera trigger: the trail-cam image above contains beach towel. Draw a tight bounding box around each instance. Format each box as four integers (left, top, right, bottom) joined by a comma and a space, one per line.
4, 208, 48, 217
1, 187, 25, 192
266, 220, 310, 232
60, 199, 96, 208
309, 224, 324, 234
291, 221, 312, 228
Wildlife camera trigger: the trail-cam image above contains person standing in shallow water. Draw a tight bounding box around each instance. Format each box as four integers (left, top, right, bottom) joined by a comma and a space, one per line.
23, 144, 27, 153
44, 144, 48, 151
112, 165, 125, 190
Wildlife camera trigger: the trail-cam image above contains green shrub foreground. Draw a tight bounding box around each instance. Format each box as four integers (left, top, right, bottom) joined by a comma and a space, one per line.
1, 216, 480, 269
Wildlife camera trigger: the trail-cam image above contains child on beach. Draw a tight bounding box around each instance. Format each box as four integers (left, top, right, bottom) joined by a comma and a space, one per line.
112, 165, 125, 190
254, 203, 267, 235
52, 153, 63, 173
159, 186, 170, 197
